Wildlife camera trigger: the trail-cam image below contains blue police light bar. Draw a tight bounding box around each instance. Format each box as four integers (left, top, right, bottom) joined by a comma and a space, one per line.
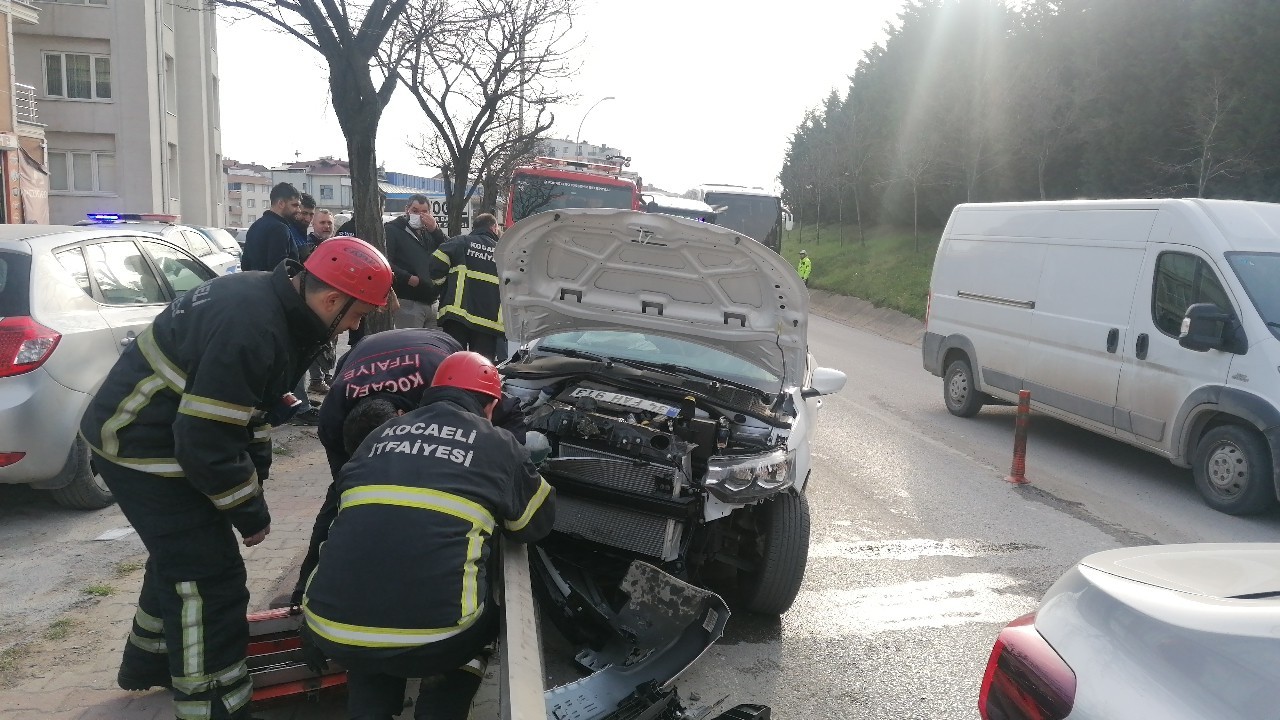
86, 212, 180, 223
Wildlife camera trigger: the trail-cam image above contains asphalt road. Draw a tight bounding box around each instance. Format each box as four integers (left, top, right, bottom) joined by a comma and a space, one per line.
667, 314, 1280, 719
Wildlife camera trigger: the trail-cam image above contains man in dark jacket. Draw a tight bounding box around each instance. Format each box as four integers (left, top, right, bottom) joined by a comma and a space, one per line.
386, 194, 447, 330
80, 238, 393, 720
289, 193, 318, 260
430, 213, 504, 361
303, 352, 554, 720
241, 182, 302, 272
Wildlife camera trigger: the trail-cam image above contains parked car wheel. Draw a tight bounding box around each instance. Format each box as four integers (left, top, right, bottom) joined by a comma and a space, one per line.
1192, 424, 1276, 515
48, 437, 115, 510
943, 357, 984, 418
738, 492, 810, 615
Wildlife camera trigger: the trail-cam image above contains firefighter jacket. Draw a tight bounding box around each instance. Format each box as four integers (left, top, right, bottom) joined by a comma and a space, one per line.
430, 227, 503, 335
80, 261, 333, 538
385, 215, 447, 304
316, 328, 464, 476
303, 386, 555, 653
242, 210, 299, 272
797, 255, 812, 281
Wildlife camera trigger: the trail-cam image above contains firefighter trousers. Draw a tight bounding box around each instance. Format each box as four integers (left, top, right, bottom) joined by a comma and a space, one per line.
441, 320, 500, 364
99, 458, 256, 720
313, 605, 497, 720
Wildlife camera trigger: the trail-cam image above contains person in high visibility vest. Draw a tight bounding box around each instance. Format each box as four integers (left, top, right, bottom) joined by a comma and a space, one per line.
302, 352, 555, 720
80, 237, 393, 719
797, 249, 812, 286
430, 214, 504, 361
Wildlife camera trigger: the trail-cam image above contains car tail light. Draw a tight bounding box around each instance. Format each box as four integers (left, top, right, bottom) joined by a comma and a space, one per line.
0, 317, 62, 378
925, 291, 932, 329
978, 612, 1075, 720
0, 452, 24, 467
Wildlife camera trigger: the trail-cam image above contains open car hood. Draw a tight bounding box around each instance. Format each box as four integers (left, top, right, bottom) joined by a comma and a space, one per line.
499, 209, 809, 386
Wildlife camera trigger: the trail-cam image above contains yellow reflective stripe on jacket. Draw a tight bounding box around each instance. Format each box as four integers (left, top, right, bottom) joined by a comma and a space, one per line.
177, 581, 204, 677
221, 674, 254, 715
128, 631, 166, 653
303, 602, 478, 648
505, 476, 552, 532
250, 424, 272, 444
100, 374, 169, 456
460, 524, 484, 618
136, 328, 187, 393
339, 485, 495, 532
178, 394, 255, 426
171, 659, 248, 695
86, 438, 185, 477
208, 473, 261, 510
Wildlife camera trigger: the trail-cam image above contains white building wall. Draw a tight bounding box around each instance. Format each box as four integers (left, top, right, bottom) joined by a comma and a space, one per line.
14, 0, 219, 225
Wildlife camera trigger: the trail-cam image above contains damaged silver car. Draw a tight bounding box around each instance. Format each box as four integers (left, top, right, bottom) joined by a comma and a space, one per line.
498, 209, 846, 633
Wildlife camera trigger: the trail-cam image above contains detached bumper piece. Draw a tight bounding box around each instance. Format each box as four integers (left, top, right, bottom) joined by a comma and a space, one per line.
244, 608, 348, 705
539, 556, 767, 720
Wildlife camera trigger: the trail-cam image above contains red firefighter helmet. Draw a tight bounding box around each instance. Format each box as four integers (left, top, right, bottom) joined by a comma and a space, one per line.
303, 237, 393, 307
431, 351, 503, 400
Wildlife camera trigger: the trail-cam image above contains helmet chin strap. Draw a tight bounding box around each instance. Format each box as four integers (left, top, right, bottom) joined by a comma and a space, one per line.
299, 269, 356, 339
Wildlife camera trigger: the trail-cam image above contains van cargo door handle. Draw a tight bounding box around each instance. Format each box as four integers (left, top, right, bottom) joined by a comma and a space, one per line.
1106, 328, 1119, 353
1136, 333, 1149, 360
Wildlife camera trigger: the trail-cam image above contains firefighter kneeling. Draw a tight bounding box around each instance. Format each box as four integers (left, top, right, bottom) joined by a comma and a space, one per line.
301, 351, 555, 720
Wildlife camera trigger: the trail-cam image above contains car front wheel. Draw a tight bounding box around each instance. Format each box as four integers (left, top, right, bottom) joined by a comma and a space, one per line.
738, 492, 811, 615
48, 436, 115, 510
1192, 425, 1276, 515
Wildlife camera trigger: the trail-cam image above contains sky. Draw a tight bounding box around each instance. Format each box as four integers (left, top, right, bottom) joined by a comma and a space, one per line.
217, 0, 909, 195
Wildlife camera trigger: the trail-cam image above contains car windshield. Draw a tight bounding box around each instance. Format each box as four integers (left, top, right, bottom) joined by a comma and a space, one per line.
511, 174, 633, 222
704, 192, 780, 245
0, 251, 31, 315
1227, 252, 1280, 338
539, 330, 780, 388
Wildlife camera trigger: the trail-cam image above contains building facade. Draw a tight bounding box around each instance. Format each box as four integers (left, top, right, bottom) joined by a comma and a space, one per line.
14, 0, 222, 225
0, 1, 46, 223
269, 157, 352, 214
225, 169, 271, 228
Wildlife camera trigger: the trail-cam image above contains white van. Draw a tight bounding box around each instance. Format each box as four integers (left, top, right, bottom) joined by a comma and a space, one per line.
923, 199, 1280, 515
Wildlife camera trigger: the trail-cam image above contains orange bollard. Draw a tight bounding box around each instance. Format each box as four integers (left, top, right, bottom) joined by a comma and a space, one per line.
1005, 389, 1032, 485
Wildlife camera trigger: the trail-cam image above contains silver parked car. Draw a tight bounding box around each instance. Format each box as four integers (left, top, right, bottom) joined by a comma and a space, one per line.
0, 226, 217, 508
78, 213, 241, 276
979, 543, 1280, 720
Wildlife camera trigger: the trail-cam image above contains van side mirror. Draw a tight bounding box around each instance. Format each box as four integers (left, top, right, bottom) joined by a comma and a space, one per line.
1179, 303, 1231, 352
802, 366, 847, 398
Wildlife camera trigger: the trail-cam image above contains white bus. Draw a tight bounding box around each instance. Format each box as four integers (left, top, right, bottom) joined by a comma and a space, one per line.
695, 184, 784, 252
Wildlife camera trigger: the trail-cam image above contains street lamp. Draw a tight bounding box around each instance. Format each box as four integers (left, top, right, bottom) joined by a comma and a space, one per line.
575, 96, 616, 157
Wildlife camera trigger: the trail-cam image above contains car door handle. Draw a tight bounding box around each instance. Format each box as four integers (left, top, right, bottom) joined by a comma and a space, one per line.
120, 331, 137, 347
1106, 328, 1119, 353
1135, 333, 1149, 360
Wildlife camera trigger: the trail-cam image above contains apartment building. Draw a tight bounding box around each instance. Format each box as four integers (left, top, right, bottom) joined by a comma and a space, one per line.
0, 1, 46, 223
14, 0, 222, 225
537, 137, 625, 165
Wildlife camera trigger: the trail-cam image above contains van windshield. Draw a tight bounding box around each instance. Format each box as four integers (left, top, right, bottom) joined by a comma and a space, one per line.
1227, 253, 1280, 338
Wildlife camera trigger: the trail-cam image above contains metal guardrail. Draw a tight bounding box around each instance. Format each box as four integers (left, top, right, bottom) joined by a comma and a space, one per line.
15, 83, 42, 126
500, 537, 547, 720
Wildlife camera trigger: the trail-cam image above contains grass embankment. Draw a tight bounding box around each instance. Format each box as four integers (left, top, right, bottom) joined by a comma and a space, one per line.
779, 225, 942, 320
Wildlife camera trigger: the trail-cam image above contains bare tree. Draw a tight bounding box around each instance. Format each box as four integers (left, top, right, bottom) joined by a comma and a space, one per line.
390, 0, 577, 235
1011, 61, 1091, 200
210, 1, 419, 254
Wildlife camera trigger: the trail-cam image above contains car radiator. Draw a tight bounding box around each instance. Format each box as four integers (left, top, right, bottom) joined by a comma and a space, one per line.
546, 443, 687, 561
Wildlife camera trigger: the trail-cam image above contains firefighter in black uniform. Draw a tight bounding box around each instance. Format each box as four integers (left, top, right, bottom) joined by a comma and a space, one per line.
430, 213, 505, 361
79, 237, 394, 720
277, 327, 532, 607
302, 351, 555, 720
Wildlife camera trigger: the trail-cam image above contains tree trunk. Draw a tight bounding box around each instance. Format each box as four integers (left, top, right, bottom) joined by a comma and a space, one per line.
838, 192, 843, 245
912, 182, 920, 253
1037, 157, 1048, 200
853, 182, 865, 245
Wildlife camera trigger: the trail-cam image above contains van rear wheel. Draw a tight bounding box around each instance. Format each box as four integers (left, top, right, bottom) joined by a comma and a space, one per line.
943, 358, 983, 418
1192, 425, 1276, 515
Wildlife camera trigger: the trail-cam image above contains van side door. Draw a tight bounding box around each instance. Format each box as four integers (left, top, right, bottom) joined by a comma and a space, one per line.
1116, 245, 1238, 452
1023, 242, 1148, 435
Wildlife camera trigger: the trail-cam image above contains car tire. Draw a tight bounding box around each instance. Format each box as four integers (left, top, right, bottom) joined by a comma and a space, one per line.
49, 437, 115, 510
943, 357, 983, 418
1192, 425, 1276, 515
738, 492, 811, 615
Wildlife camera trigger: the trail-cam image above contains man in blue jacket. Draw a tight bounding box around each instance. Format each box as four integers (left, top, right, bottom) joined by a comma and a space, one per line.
241, 183, 302, 272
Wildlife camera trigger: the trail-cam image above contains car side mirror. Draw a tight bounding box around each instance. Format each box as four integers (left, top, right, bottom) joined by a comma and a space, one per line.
802, 366, 847, 398
1179, 303, 1231, 352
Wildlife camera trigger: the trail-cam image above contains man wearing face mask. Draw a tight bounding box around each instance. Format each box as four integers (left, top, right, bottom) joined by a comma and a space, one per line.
385, 194, 448, 330
79, 238, 393, 720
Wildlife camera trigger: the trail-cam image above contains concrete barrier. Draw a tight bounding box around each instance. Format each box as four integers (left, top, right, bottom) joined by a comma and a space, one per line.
806, 289, 926, 347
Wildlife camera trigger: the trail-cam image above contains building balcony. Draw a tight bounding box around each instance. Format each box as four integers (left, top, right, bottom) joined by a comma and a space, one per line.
15, 83, 44, 127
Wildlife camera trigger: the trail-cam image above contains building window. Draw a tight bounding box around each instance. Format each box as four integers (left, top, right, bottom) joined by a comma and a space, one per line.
48, 151, 115, 193
164, 55, 177, 114
44, 52, 112, 100
228, 182, 241, 191
247, 199, 255, 208
320, 185, 333, 200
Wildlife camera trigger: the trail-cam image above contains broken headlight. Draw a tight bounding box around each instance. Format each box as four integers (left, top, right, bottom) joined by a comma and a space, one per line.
703, 448, 795, 502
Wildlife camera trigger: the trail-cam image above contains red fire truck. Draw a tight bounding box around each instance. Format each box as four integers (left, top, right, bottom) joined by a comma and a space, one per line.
504, 156, 643, 227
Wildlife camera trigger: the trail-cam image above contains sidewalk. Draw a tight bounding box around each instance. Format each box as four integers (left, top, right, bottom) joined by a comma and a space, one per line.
0, 424, 506, 719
